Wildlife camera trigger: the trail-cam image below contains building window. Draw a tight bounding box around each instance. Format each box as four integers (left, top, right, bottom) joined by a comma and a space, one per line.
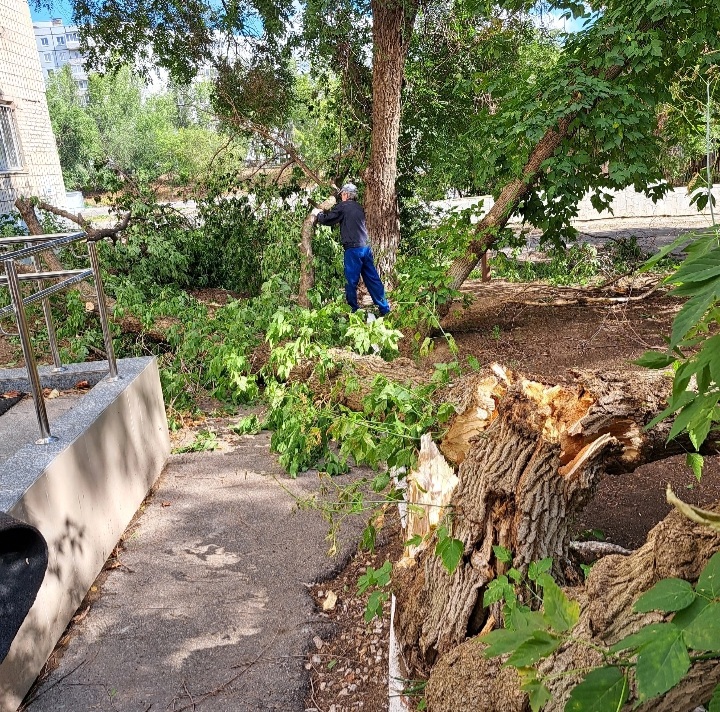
56, 36, 65, 45
0, 105, 23, 172
44, 53, 51, 62
41, 37, 49, 46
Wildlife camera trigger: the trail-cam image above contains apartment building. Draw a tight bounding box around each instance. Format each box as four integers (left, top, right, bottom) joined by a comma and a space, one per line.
33, 18, 89, 93
0, 0, 67, 214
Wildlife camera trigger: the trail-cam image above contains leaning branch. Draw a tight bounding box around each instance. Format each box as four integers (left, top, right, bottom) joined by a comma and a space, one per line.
29, 200, 131, 243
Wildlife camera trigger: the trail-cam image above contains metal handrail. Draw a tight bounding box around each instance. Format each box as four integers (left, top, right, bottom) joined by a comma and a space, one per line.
0, 232, 86, 261
0, 271, 93, 319
0, 231, 119, 444
0, 269, 90, 283
0, 232, 86, 246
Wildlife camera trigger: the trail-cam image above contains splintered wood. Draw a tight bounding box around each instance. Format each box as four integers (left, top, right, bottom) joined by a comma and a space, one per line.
438, 364, 510, 466
402, 434, 459, 560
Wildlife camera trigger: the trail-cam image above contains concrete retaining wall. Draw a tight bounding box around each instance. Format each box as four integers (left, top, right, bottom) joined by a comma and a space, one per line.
0, 357, 169, 711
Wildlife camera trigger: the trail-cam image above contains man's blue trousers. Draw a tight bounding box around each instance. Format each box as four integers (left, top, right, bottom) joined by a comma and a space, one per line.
343, 246, 390, 315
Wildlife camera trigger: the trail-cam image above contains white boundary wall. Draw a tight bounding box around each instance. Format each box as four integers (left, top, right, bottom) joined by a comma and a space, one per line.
432, 185, 720, 223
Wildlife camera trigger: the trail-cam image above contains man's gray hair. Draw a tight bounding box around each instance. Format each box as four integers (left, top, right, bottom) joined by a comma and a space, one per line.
340, 183, 358, 198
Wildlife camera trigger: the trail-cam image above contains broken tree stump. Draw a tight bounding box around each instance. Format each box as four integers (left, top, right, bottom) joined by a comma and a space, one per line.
394, 366, 680, 676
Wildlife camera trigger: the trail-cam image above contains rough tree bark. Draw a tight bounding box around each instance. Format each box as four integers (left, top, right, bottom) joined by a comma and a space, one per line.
424, 504, 720, 712
393, 366, 680, 675
364, 0, 419, 280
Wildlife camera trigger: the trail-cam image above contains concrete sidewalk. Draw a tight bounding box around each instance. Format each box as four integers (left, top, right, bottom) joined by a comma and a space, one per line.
22, 433, 362, 712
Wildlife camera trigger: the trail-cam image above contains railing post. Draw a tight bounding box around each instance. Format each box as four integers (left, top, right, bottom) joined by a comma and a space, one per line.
86, 239, 119, 380
3, 259, 58, 444
31, 252, 65, 373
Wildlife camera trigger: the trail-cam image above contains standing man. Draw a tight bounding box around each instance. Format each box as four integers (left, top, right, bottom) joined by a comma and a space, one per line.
315, 183, 391, 316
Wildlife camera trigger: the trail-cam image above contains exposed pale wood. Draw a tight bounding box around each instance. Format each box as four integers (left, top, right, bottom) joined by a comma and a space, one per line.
437, 364, 512, 466
401, 434, 459, 559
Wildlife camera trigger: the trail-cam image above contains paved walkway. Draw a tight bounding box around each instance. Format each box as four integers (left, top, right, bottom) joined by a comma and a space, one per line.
22, 434, 363, 712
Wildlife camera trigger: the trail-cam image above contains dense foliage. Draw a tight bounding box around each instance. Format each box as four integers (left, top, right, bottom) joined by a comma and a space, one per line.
46, 66, 239, 190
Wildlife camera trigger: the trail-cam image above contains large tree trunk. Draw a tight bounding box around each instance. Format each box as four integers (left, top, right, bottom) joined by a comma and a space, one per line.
364, 0, 418, 280
424, 503, 720, 712
394, 366, 679, 676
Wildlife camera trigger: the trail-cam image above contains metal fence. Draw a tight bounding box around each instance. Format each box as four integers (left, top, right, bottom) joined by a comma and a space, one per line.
0, 232, 118, 443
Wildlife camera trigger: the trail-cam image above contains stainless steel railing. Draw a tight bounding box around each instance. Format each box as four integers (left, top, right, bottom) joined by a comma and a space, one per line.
0, 231, 118, 444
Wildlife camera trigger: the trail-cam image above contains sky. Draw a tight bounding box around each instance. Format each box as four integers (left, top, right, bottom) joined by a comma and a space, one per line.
31, 0, 588, 33
29, 0, 74, 24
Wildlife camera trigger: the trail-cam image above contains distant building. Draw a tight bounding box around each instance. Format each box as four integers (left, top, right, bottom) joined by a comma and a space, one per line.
33, 18, 88, 94
0, 0, 67, 213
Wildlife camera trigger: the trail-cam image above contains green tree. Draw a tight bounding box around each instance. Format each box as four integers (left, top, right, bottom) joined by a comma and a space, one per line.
45, 66, 102, 189
435, 0, 720, 317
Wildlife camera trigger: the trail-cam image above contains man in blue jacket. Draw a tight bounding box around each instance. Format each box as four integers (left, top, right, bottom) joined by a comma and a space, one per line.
315, 183, 391, 316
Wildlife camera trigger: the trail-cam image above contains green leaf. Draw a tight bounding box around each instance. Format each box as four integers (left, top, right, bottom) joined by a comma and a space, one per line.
672, 595, 711, 630
506, 631, 561, 667
634, 578, 696, 613
529, 558, 553, 582
543, 580, 580, 633
405, 535, 423, 547
697, 551, 720, 598
565, 667, 628, 712
633, 350, 676, 369
610, 623, 670, 653
635, 625, 690, 700
484, 576, 511, 607
686, 453, 704, 481
672, 248, 720, 284
670, 283, 717, 347
481, 628, 535, 658
510, 607, 547, 633
709, 683, 720, 712
364, 590, 388, 622
493, 544, 513, 565
435, 534, 464, 575
523, 679, 552, 712
640, 233, 691, 272
360, 523, 377, 552
680, 602, 720, 651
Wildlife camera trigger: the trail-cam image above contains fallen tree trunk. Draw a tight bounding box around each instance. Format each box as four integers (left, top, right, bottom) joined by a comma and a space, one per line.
424, 502, 720, 712
394, 366, 681, 675
289, 348, 433, 411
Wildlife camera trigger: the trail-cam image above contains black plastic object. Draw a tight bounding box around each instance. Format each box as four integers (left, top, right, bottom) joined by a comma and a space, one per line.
0, 512, 48, 663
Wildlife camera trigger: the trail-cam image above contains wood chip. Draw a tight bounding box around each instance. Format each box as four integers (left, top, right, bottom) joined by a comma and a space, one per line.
322, 591, 337, 611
